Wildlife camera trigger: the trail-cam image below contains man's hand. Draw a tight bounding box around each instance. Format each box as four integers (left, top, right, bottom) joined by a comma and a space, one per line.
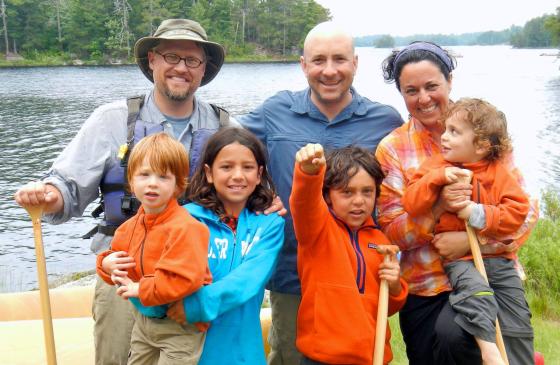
262, 195, 287, 216
101, 251, 135, 277
14, 181, 63, 214
295, 143, 325, 175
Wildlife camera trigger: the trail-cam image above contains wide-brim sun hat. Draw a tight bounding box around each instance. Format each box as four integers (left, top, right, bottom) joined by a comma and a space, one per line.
134, 19, 225, 86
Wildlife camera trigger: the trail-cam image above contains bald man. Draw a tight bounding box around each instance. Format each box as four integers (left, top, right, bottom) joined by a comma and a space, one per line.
239, 22, 403, 364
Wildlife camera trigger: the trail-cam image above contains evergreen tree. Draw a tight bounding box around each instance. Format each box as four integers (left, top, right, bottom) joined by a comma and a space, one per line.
544, 7, 560, 47
374, 34, 394, 48
65, 0, 113, 58
511, 15, 553, 48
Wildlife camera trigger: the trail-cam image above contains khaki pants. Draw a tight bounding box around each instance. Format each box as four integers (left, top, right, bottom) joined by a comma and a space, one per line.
267, 291, 303, 365
93, 276, 135, 365
128, 311, 205, 365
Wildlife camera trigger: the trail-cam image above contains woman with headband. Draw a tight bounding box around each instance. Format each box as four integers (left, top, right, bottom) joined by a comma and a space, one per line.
375, 41, 537, 364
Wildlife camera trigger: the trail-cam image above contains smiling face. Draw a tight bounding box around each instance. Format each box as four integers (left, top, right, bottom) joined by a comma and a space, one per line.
131, 157, 179, 214
148, 39, 206, 103
399, 60, 452, 133
441, 111, 488, 163
300, 31, 357, 111
327, 167, 376, 231
204, 142, 263, 217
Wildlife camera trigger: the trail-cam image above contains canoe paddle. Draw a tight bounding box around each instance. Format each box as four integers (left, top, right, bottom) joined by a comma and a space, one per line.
24, 204, 57, 365
372, 244, 400, 365
458, 174, 509, 365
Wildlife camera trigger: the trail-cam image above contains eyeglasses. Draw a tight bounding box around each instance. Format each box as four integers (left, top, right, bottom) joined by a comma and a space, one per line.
154, 51, 205, 68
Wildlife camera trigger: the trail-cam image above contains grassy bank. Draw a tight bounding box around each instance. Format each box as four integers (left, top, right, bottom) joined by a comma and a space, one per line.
519, 189, 560, 319
388, 313, 560, 364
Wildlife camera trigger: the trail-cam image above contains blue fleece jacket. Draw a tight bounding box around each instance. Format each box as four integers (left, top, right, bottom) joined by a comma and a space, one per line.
182, 202, 284, 365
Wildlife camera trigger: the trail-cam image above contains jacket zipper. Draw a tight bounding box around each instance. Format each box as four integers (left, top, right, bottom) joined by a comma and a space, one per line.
139, 217, 148, 277
350, 228, 367, 294
331, 211, 373, 294
476, 180, 481, 203
220, 221, 238, 272
229, 232, 237, 272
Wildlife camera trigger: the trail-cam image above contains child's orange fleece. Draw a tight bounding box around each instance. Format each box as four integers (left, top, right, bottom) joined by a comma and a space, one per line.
96, 199, 212, 306
403, 155, 530, 261
290, 164, 408, 365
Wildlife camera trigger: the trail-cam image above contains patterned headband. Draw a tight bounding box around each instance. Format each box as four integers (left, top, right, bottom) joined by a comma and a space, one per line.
394, 42, 455, 74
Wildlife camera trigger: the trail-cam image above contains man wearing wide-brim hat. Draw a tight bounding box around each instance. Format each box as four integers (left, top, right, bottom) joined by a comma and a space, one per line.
135, 18, 225, 90
134, 18, 226, 117
14, 18, 234, 365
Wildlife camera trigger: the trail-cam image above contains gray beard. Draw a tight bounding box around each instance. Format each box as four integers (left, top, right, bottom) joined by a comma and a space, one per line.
155, 80, 193, 102
165, 89, 190, 102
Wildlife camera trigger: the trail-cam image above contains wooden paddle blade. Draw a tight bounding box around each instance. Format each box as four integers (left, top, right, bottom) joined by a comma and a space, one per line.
23, 204, 57, 364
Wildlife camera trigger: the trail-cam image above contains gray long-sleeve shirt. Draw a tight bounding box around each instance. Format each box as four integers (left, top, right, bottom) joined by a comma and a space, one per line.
42, 90, 231, 253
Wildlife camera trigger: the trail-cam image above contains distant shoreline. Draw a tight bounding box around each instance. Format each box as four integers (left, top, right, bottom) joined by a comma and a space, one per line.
0, 56, 300, 69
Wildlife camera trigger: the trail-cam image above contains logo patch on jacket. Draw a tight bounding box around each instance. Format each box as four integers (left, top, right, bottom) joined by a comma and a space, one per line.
209, 238, 229, 259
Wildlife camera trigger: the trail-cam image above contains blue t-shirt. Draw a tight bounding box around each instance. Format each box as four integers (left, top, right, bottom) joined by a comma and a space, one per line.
164, 114, 191, 139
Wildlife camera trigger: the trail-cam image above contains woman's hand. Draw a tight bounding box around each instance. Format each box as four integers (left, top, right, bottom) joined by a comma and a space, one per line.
432, 181, 472, 219
432, 231, 470, 260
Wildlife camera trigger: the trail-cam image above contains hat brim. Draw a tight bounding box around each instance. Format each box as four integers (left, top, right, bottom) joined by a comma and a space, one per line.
134, 35, 225, 86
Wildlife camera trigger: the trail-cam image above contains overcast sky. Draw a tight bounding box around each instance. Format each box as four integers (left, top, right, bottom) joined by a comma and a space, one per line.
314, 0, 559, 37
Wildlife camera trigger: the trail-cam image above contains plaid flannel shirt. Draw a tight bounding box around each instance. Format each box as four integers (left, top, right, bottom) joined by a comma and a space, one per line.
375, 118, 538, 295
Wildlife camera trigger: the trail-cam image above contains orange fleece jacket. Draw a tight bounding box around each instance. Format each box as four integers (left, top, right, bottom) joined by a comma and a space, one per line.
96, 199, 212, 306
403, 155, 530, 260
290, 164, 408, 365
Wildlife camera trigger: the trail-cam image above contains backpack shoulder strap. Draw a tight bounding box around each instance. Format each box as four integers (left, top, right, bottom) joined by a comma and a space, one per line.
126, 95, 145, 143
210, 103, 230, 127
121, 95, 145, 216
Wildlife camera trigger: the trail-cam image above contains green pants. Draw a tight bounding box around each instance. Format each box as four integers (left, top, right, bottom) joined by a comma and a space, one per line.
267, 291, 303, 365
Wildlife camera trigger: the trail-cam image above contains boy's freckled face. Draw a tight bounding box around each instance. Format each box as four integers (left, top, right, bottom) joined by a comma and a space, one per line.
327, 167, 376, 231
131, 158, 178, 214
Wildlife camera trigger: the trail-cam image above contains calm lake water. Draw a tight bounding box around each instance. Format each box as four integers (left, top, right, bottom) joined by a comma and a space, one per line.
0, 45, 559, 292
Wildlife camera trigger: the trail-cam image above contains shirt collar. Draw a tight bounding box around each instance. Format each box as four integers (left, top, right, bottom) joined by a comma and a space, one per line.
139, 91, 200, 127
138, 91, 167, 125
290, 87, 368, 122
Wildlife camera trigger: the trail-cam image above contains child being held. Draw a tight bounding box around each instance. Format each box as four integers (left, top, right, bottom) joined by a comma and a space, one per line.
290, 144, 408, 365
403, 98, 532, 365
96, 132, 211, 364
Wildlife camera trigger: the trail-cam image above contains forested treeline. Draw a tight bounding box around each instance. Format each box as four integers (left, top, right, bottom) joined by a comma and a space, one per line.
0, 0, 330, 61
356, 7, 560, 49
510, 11, 560, 48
